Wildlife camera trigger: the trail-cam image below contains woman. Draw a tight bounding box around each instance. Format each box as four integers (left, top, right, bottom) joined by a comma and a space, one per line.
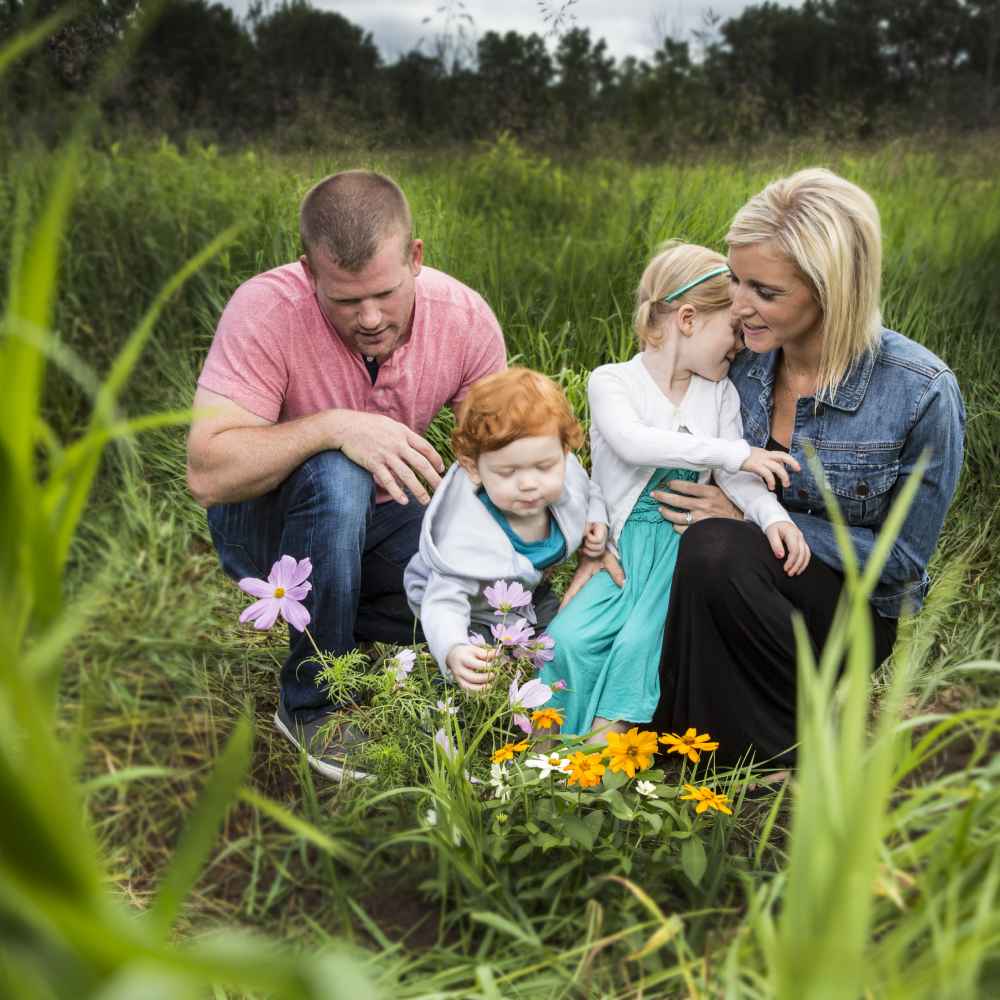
568, 168, 965, 768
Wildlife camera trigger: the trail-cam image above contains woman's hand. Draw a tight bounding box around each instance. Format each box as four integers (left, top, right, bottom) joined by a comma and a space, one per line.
650, 479, 743, 534
741, 447, 801, 491
765, 521, 811, 576
559, 551, 625, 609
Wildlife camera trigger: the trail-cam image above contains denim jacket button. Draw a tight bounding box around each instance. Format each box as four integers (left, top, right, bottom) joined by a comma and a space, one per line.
856, 482, 870, 497
797, 488, 808, 500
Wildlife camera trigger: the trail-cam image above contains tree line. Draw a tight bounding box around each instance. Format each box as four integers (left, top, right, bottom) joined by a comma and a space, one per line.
3, 0, 999, 150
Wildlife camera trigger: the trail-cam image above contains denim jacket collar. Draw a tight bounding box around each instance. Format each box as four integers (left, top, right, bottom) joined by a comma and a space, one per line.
742, 342, 878, 412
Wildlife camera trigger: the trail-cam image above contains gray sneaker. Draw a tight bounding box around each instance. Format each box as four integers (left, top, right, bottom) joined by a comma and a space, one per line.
273, 697, 373, 782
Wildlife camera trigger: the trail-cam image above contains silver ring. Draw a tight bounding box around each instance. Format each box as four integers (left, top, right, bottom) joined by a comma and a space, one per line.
685, 511, 693, 525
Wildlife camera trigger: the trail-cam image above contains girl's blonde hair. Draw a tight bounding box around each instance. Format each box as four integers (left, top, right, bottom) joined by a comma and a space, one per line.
726, 167, 882, 399
634, 240, 731, 348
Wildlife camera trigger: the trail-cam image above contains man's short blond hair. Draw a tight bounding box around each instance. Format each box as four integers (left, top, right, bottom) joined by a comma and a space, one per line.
299, 170, 413, 271
727, 168, 882, 399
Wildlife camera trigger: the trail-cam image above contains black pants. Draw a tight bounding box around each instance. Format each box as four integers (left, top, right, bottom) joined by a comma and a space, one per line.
652, 519, 897, 768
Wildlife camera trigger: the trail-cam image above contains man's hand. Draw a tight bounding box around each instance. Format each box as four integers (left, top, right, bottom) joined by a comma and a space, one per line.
446, 643, 497, 692
741, 447, 801, 492
765, 521, 811, 576
650, 479, 743, 534
581, 521, 608, 558
559, 550, 625, 610
336, 411, 445, 505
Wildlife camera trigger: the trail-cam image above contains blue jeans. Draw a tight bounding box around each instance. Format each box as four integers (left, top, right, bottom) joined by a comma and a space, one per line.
207, 450, 425, 720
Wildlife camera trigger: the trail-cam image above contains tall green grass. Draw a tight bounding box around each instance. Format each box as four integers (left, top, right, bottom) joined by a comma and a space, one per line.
1, 106, 998, 995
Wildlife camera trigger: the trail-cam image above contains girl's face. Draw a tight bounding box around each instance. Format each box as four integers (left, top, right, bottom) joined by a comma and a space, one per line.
460, 433, 567, 518
681, 307, 742, 381
727, 242, 822, 354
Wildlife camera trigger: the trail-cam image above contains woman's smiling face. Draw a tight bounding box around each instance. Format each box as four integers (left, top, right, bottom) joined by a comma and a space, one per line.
727, 242, 822, 355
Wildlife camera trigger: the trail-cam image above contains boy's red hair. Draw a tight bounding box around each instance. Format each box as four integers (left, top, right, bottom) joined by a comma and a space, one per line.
452, 368, 583, 461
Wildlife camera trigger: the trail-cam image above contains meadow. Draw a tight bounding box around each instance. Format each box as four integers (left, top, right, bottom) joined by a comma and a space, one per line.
2, 121, 1000, 998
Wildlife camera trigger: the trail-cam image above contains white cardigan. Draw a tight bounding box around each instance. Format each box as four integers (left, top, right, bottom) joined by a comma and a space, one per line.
588, 354, 790, 545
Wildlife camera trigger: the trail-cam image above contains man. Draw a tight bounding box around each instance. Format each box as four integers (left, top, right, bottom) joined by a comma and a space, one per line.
187, 171, 506, 779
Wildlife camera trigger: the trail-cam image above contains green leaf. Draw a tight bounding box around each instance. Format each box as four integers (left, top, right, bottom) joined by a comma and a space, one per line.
563, 814, 599, 849
601, 787, 634, 821
149, 718, 253, 936
681, 836, 707, 886
239, 787, 360, 865
639, 811, 663, 834
470, 910, 541, 947
602, 768, 628, 790
507, 841, 534, 864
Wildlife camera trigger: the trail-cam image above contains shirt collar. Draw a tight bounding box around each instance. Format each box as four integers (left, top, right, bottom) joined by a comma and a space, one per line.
741, 339, 879, 412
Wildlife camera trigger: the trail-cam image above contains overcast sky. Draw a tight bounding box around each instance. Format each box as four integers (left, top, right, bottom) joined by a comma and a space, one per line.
224, 1, 801, 63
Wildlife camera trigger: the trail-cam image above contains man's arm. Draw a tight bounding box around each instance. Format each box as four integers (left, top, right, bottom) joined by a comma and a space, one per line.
186, 387, 445, 508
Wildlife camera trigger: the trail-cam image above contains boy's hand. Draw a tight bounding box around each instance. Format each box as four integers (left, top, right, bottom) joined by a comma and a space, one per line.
741, 447, 801, 492
446, 643, 497, 692
582, 521, 608, 558
765, 521, 811, 576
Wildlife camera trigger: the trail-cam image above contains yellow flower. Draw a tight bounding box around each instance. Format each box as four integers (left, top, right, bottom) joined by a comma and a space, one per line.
492, 740, 530, 764
680, 784, 733, 815
659, 727, 719, 764
603, 727, 659, 778
530, 707, 564, 730
566, 751, 606, 788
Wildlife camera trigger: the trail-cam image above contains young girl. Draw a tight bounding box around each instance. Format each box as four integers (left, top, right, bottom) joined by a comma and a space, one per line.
542, 241, 809, 737
404, 368, 608, 691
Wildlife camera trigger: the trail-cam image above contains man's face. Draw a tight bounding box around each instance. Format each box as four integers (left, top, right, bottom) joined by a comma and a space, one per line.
302, 233, 423, 362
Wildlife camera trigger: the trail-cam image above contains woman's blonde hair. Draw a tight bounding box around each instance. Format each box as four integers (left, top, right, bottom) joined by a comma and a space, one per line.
634, 241, 731, 348
726, 167, 882, 399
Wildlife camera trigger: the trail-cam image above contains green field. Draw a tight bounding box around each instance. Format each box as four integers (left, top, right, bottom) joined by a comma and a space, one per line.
3, 129, 1000, 998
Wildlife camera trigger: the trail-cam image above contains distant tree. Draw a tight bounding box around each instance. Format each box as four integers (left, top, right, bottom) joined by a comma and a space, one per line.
476, 30, 553, 135
252, 0, 379, 121
553, 26, 615, 141
129, 0, 254, 132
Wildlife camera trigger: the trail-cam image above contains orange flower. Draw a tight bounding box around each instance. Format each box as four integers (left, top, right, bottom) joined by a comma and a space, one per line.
492, 740, 530, 765
603, 727, 659, 778
566, 751, 605, 788
659, 727, 719, 764
530, 707, 564, 730
680, 784, 733, 815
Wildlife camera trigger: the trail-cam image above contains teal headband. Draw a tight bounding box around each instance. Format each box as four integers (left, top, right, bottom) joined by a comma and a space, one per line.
662, 265, 730, 303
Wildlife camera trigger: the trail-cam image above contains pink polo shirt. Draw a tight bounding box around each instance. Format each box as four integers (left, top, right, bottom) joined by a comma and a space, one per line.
198, 263, 507, 492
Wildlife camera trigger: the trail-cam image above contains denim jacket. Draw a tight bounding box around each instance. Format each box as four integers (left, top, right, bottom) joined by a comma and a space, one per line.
729, 328, 965, 617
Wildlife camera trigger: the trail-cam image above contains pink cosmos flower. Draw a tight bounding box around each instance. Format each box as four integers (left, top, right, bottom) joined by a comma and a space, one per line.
238, 555, 312, 631
484, 580, 533, 615
512, 713, 533, 735
434, 727, 457, 760
516, 633, 556, 669
551, 679, 568, 692
468, 632, 488, 647
508, 672, 552, 711
491, 617, 535, 647
390, 648, 417, 684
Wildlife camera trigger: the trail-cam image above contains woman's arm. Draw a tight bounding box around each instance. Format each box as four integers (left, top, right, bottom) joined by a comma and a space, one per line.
796, 370, 965, 593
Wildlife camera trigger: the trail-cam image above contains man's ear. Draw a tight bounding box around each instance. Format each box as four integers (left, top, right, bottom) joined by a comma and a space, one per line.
409, 238, 424, 276
457, 455, 480, 485
299, 253, 314, 284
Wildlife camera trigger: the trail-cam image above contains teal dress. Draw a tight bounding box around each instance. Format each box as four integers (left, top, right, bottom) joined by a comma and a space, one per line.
541, 467, 699, 735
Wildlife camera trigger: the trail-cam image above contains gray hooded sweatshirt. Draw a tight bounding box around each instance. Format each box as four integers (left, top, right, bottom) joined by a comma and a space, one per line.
404, 454, 606, 675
